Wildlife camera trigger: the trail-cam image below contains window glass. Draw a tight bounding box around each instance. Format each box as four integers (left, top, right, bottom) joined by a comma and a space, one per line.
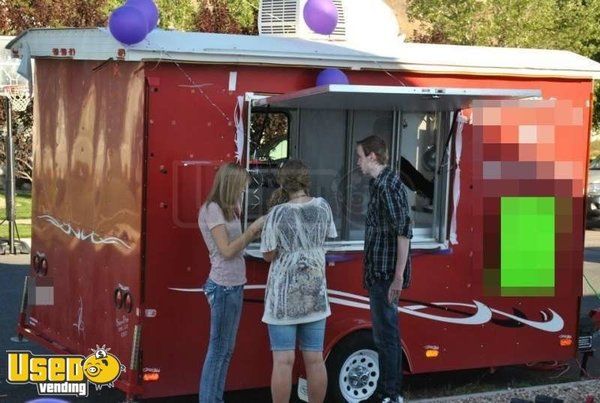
295, 110, 394, 241
246, 107, 450, 246
401, 112, 441, 237
348, 111, 394, 240
247, 112, 290, 222
297, 109, 347, 234
249, 112, 289, 163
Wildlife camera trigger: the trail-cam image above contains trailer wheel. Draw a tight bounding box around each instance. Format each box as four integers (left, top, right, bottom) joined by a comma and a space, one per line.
326, 330, 380, 403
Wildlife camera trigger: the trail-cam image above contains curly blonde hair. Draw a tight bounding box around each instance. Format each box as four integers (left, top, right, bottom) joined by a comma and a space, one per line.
268, 159, 311, 209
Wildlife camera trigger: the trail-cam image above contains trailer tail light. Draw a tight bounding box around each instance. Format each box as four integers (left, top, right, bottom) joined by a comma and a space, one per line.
559, 335, 572, 347
114, 288, 124, 309
33, 253, 47, 275
40, 257, 48, 276
424, 345, 440, 358
143, 372, 160, 382
33, 254, 41, 273
143, 368, 160, 382
114, 286, 133, 312
124, 292, 133, 313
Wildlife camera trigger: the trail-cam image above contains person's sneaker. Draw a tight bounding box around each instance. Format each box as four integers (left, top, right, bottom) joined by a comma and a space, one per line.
381, 397, 404, 403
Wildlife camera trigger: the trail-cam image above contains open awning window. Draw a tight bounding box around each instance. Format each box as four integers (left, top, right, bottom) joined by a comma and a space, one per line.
252, 85, 542, 111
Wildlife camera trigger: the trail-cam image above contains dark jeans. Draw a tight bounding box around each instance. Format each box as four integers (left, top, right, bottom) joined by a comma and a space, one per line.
199, 279, 244, 403
368, 279, 402, 398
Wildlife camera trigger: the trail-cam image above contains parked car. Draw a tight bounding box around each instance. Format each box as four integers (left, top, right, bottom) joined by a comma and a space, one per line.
587, 156, 600, 227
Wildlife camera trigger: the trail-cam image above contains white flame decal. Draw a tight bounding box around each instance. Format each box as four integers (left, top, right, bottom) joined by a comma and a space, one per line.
168, 285, 564, 333
38, 214, 131, 249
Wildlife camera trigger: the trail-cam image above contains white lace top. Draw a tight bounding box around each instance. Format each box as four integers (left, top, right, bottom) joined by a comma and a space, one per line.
260, 197, 337, 325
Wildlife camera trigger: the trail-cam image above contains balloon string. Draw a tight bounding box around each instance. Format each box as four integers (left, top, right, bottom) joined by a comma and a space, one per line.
372, 60, 407, 86
172, 59, 232, 124
240, 0, 406, 86
239, 0, 406, 85
156, 49, 232, 124
148, 40, 405, 124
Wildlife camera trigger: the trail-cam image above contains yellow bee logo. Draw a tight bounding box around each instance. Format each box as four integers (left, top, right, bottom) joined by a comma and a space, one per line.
83, 345, 125, 390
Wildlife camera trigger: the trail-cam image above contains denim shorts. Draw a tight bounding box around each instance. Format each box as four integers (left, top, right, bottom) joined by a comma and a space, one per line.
268, 319, 326, 352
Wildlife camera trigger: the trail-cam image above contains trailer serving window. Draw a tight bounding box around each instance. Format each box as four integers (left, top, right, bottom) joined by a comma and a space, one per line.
246, 110, 292, 222
247, 85, 540, 250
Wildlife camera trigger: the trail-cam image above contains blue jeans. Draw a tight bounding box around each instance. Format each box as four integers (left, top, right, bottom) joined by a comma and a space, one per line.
199, 279, 244, 403
368, 279, 402, 398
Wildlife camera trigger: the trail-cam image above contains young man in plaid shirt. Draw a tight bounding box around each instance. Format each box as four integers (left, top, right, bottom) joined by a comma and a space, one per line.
356, 135, 412, 403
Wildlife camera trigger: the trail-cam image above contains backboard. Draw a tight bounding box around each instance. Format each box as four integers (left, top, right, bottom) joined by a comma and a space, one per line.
0, 35, 30, 111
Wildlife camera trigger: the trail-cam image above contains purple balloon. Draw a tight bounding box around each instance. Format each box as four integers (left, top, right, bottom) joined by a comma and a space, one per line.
303, 0, 338, 35
109, 6, 148, 45
316, 68, 349, 86
126, 0, 159, 32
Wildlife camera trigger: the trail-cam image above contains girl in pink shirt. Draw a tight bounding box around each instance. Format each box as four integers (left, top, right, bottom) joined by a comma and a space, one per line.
198, 163, 264, 403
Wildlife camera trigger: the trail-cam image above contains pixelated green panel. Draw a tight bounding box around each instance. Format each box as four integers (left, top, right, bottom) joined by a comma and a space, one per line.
501, 197, 555, 295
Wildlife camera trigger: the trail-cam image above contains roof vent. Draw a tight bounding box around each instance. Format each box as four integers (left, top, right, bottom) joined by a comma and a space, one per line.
258, 0, 347, 41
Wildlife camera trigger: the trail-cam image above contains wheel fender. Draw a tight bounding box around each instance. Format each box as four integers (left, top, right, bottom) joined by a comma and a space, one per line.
325, 318, 413, 373
324, 318, 371, 360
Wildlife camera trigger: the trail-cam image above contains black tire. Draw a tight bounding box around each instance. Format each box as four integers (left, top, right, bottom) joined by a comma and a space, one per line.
326, 330, 380, 403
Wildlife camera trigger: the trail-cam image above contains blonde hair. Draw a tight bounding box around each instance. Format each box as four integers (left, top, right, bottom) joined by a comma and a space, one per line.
268, 159, 311, 209
205, 163, 249, 221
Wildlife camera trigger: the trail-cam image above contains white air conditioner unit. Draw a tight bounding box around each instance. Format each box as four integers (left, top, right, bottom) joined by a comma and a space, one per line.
258, 0, 347, 41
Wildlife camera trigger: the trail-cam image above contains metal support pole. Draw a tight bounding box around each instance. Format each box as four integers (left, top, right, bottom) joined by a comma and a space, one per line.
5, 97, 16, 254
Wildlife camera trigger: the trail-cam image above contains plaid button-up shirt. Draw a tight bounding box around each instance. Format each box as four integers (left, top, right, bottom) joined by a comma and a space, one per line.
363, 166, 413, 289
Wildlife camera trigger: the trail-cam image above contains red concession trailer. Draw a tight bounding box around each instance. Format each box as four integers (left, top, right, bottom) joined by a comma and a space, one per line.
7, 28, 600, 401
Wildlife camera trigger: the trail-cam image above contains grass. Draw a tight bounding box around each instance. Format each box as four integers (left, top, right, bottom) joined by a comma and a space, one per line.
0, 192, 32, 238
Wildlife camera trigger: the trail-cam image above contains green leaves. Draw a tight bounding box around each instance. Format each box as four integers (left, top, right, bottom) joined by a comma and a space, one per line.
196, 0, 259, 34
407, 0, 600, 55
156, 0, 199, 31
407, 0, 600, 129
0, 0, 260, 34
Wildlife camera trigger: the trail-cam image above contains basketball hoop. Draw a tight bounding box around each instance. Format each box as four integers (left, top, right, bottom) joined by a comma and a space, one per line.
4, 85, 31, 112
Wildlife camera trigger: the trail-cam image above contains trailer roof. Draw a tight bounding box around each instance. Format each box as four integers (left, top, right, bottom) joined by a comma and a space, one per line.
7, 28, 600, 79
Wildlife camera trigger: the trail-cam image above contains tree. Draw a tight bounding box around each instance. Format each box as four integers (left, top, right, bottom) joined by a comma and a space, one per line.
196, 0, 258, 34
0, 0, 259, 34
250, 112, 289, 161
406, 0, 600, 129
0, 101, 33, 183
0, 0, 118, 182
0, 0, 112, 35
156, 0, 200, 31
0, 0, 260, 182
